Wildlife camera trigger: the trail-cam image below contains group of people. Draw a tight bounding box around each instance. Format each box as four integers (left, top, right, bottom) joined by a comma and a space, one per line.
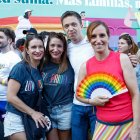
0, 10, 140, 140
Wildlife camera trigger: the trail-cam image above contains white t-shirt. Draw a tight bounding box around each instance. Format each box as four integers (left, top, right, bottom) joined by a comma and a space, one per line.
0, 51, 21, 101
15, 16, 32, 41
67, 37, 94, 106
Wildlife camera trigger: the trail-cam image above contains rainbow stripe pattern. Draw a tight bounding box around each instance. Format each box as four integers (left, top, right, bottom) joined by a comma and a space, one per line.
76, 72, 128, 99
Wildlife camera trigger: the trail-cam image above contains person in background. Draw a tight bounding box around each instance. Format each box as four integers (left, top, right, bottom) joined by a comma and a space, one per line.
14, 38, 25, 59
76, 20, 140, 140
41, 32, 74, 140
4, 35, 49, 140
80, 11, 90, 35
61, 11, 96, 140
15, 38, 25, 52
80, 11, 86, 27
23, 27, 38, 40
118, 33, 138, 55
23, 27, 37, 35
39, 31, 50, 48
118, 33, 140, 92
0, 28, 21, 140
15, 9, 33, 41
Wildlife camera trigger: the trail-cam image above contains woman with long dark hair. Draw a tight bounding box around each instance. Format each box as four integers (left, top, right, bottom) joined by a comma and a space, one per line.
4, 35, 49, 140
41, 32, 74, 140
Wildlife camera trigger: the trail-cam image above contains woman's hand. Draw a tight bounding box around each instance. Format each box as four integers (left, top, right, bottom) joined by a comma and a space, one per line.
31, 111, 49, 128
128, 53, 138, 67
89, 96, 109, 106
129, 125, 140, 140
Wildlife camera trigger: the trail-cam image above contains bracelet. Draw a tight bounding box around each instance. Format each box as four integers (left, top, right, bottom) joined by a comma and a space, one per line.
1, 79, 6, 85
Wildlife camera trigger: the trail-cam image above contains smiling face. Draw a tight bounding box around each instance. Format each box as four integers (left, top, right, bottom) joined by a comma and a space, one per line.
48, 37, 64, 63
118, 38, 130, 54
90, 25, 109, 54
62, 16, 83, 43
26, 38, 44, 62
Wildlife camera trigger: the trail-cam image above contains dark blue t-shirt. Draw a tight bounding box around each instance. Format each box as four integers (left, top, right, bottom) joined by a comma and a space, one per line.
6, 62, 43, 115
42, 61, 74, 107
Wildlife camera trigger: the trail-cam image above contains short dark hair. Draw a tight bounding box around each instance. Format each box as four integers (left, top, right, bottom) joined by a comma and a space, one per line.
0, 28, 15, 42
16, 38, 25, 49
61, 11, 82, 25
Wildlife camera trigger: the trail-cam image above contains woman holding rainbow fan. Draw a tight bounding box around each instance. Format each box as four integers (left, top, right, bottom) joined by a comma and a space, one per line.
76, 20, 140, 139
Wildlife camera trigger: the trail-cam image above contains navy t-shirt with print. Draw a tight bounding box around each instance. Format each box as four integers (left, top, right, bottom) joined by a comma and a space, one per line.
6, 61, 43, 115
42, 61, 74, 107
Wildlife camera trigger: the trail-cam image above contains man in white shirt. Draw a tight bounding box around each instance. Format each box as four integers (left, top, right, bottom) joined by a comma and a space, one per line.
0, 28, 21, 140
61, 11, 96, 140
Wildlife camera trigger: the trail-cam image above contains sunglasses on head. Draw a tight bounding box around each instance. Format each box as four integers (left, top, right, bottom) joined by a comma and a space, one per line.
120, 33, 133, 43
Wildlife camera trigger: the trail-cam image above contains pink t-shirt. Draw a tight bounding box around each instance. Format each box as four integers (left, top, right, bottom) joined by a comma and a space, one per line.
86, 51, 133, 123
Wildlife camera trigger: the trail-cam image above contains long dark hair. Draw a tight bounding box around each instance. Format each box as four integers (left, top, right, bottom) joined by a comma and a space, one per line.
44, 32, 68, 74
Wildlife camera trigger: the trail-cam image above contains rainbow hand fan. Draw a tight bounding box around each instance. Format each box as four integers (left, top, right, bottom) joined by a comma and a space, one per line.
76, 72, 128, 99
